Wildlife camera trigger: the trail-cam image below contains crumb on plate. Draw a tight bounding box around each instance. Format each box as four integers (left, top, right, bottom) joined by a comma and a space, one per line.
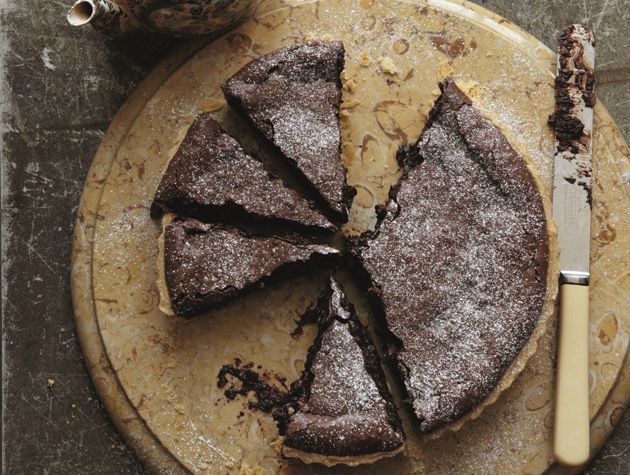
379, 56, 398, 75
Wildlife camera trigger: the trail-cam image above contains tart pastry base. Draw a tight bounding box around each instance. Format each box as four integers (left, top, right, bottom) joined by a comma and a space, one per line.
156, 213, 175, 317
282, 444, 405, 467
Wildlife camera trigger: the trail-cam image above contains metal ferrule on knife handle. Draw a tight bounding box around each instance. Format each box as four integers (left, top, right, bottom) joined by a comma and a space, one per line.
551, 24, 594, 468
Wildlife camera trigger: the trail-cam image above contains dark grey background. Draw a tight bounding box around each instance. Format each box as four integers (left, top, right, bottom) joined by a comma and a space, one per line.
1, 1, 628, 473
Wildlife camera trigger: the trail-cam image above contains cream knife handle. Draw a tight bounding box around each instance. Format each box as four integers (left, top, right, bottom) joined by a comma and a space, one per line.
554, 283, 590, 466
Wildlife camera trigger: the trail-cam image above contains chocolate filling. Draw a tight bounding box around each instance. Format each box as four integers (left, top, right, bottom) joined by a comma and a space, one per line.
151, 113, 335, 234
222, 41, 355, 223
353, 78, 549, 431
163, 218, 340, 318
276, 277, 405, 457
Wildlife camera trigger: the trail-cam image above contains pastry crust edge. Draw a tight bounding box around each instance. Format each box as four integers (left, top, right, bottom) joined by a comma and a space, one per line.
154, 122, 193, 318
156, 213, 176, 317
282, 442, 405, 467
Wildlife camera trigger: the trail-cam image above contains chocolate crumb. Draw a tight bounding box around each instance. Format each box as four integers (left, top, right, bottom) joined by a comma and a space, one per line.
217, 359, 289, 412
578, 180, 593, 207
290, 302, 324, 339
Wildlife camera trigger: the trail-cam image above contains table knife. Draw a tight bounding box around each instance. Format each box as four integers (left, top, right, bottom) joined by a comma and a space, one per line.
551, 24, 595, 467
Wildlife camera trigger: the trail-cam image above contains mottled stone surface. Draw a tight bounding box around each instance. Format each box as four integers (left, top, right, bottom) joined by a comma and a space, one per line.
0, 0, 627, 473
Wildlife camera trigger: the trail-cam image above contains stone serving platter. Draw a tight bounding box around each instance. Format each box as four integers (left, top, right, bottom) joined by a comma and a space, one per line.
71, 0, 630, 473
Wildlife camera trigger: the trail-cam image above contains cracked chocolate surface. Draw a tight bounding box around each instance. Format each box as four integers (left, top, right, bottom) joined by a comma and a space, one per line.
222, 41, 355, 222
354, 79, 549, 431
164, 218, 339, 318
277, 277, 404, 457
151, 113, 335, 233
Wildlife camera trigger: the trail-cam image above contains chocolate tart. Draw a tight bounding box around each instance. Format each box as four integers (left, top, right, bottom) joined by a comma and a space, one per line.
278, 276, 405, 466
353, 78, 558, 433
222, 41, 355, 223
158, 215, 339, 318
151, 113, 334, 233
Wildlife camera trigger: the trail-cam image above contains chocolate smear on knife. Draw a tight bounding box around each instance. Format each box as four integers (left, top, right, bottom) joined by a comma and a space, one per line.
549, 24, 595, 207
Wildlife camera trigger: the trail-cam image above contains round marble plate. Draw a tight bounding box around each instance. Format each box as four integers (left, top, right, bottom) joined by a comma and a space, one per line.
71, 0, 630, 473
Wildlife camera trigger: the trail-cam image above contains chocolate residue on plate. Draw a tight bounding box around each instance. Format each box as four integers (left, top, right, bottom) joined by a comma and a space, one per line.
290, 303, 321, 339
428, 31, 469, 58
217, 359, 289, 412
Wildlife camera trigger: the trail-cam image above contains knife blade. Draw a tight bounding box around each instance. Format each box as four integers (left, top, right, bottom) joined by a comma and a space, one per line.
551, 24, 595, 468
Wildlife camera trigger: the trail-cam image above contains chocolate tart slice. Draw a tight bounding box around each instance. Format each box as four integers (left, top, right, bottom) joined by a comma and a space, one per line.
278, 276, 405, 466
151, 113, 334, 233
354, 78, 557, 432
159, 216, 339, 318
222, 41, 355, 223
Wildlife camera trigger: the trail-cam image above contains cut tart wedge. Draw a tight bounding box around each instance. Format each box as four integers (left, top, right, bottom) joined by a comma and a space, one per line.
151, 113, 334, 234
158, 215, 339, 318
353, 78, 558, 432
278, 276, 405, 466
222, 41, 355, 223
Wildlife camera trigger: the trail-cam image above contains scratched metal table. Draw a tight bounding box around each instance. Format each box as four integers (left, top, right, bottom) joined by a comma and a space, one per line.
1, 1, 628, 473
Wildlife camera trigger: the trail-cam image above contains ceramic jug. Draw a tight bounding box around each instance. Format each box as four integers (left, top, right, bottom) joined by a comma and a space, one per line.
67, 0, 255, 36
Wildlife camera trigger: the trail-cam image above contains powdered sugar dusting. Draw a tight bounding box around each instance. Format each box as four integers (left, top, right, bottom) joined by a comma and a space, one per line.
153, 113, 332, 230
164, 219, 338, 316
222, 41, 350, 217
361, 84, 548, 431
285, 278, 404, 455
272, 98, 341, 203
309, 319, 383, 415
